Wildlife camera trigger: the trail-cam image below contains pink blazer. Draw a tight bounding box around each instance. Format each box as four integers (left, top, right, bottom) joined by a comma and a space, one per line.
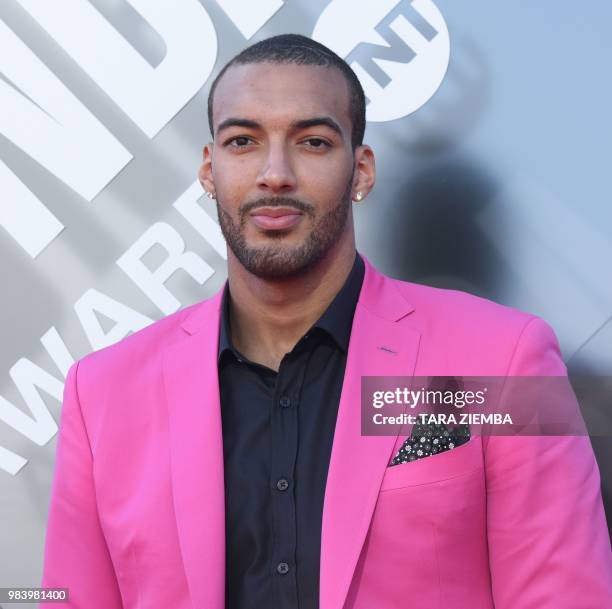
41, 255, 612, 609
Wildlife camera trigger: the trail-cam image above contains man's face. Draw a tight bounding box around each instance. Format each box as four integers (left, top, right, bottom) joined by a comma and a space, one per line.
200, 62, 366, 279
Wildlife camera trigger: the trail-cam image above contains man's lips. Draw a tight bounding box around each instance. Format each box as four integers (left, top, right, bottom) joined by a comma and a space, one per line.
249, 207, 303, 230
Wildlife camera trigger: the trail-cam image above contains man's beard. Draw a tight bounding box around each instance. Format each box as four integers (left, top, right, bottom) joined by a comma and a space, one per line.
216, 177, 353, 279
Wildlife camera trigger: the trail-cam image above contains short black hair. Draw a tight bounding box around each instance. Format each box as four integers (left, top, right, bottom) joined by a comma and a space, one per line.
207, 33, 366, 149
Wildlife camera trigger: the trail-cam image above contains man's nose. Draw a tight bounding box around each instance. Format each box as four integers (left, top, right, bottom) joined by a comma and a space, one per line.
255, 144, 297, 194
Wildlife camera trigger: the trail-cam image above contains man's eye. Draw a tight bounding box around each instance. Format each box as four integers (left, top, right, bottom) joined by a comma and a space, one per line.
303, 138, 330, 149
227, 136, 253, 147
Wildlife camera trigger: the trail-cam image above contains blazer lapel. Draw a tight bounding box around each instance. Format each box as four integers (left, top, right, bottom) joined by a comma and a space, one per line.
162, 288, 226, 609
320, 256, 420, 609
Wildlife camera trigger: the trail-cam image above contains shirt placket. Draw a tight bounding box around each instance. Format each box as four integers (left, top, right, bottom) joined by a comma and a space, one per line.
270, 347, 310, 608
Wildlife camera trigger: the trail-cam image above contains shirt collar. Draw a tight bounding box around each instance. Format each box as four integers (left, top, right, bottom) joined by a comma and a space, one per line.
311, 252, 364, 352
218, 252, 365, 362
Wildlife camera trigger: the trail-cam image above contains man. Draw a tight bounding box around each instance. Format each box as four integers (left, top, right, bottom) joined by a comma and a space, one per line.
41, 34, 611, 609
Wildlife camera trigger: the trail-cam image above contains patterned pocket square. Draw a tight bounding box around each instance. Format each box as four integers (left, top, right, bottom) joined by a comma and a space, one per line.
389, 422, 470, 466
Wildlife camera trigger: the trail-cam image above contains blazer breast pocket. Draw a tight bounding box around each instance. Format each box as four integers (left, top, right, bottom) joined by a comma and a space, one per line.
380, 435, 483, 491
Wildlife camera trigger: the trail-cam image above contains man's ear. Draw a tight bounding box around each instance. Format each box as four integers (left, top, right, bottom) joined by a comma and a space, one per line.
198, 142, 215, 197
351, 145, 376, 202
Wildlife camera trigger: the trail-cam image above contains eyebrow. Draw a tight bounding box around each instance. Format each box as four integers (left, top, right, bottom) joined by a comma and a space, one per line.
215, 116, 343, 138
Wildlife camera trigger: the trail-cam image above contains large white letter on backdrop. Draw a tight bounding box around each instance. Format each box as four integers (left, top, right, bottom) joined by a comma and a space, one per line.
0, 20, 132, 257
312, 0, 450, 122
0, 166, 63, 259
117, 222, 214, 315
17, 0, 218, 138
0, 358, 62, 446
74, 289, 154, 351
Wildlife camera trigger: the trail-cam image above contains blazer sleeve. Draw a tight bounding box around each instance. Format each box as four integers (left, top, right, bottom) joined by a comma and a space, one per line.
40, 360, 124, 609
483, 317, 612, 608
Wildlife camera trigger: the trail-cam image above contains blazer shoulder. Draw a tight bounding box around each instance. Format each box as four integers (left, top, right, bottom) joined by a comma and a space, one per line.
384, 276, 562, 375
387, 275, 558, 347
76, 296, 213, 383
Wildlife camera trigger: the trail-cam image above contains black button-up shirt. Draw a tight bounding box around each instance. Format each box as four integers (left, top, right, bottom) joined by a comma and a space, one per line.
218, 252, 365, 609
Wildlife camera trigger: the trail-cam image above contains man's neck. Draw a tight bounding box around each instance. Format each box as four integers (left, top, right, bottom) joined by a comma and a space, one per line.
226, 238, 357, 371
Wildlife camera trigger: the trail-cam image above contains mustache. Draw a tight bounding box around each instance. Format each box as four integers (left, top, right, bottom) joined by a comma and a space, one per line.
240, 197, 315, 217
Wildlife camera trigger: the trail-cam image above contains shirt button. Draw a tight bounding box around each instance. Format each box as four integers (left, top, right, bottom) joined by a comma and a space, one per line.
279, 395, 291, 409
276, 478, 289, 491
277, 562, 290, 575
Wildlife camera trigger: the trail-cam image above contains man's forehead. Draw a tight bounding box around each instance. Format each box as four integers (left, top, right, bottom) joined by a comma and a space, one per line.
212, 62, 351, 133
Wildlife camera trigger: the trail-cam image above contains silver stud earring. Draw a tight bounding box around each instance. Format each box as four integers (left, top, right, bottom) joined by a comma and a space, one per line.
354, 191, 364, 202
206, 191, 216, 200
